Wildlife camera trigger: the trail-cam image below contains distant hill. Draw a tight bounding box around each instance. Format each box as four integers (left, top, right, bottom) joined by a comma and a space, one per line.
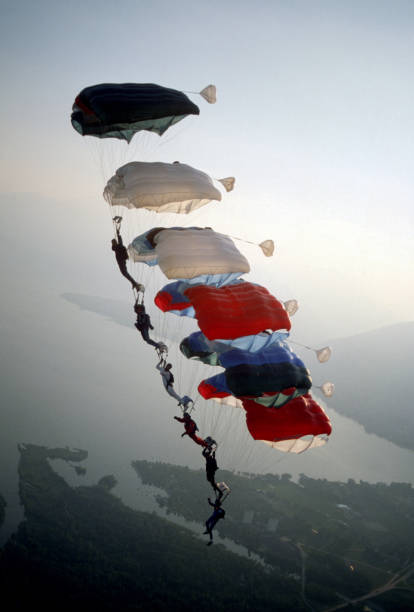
62, 292, 198, 344
62, 293, 133, 330
310, 321, 414, 451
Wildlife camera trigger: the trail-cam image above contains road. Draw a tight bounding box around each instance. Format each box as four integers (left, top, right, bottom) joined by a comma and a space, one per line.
322, 561, 414, 611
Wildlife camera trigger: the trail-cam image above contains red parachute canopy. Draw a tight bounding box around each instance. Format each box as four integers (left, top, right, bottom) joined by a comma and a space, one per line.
184, 282, 291, 340
242, 393, 332, 443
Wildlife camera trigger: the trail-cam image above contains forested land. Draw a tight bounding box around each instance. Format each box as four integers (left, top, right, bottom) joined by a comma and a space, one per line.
0, 445, 303, 612
134, 460, 414, 609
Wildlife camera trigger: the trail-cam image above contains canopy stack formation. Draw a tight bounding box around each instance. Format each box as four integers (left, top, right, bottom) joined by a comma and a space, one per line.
148, 229, 333, 453
71, 80, 334, 463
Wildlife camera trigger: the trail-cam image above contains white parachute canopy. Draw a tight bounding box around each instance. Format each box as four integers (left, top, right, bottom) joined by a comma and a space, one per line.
155, 228, 250, 279
103, 161, 230, 214
130, 227, 251, 280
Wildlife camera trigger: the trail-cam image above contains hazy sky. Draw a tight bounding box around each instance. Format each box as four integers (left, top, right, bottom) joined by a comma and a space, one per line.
1, 4, 414, 532
1, 0, 413, 342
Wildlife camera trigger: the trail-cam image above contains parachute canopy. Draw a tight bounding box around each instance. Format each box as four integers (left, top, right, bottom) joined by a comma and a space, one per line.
243, 394, 332, 446
104, 162, 226, 214
156, 281, 291, 339
199, 359, 311, 398
179, 330, 291, 363
71, 83, 200, 142
179, 282, 291, 340
181, 332, 305, 368
130, 227, 250, 279
199, 377, 307, 410
196, 339, 311, 399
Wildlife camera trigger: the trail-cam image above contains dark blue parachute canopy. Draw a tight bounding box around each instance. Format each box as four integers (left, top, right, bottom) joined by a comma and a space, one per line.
71, 83, 200, 142
186, 337, 312, 398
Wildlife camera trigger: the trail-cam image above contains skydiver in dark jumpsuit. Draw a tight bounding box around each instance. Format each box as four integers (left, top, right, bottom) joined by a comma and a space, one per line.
204, 497, 226, 545
111, 217, 143, 292
202, 447, 222, 498
133, 302, 160, 349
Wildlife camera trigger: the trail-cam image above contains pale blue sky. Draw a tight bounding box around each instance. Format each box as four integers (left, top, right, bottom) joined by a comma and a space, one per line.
0, 0, 413, 339
1, 1, 414, 521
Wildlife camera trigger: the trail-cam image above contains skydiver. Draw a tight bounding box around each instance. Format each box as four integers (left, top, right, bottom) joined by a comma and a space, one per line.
111, 217, 143, 292
156, 358, 182, 402
203, 436, 217, 450
174, 412, 208, 448
203, 497, 226, 545
134, 301, 161, 349
202, 446, 222, 498
178, 395, 194, 411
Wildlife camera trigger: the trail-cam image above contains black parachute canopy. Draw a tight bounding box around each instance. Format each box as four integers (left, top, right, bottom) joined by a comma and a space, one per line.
71, 83, 200, 142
